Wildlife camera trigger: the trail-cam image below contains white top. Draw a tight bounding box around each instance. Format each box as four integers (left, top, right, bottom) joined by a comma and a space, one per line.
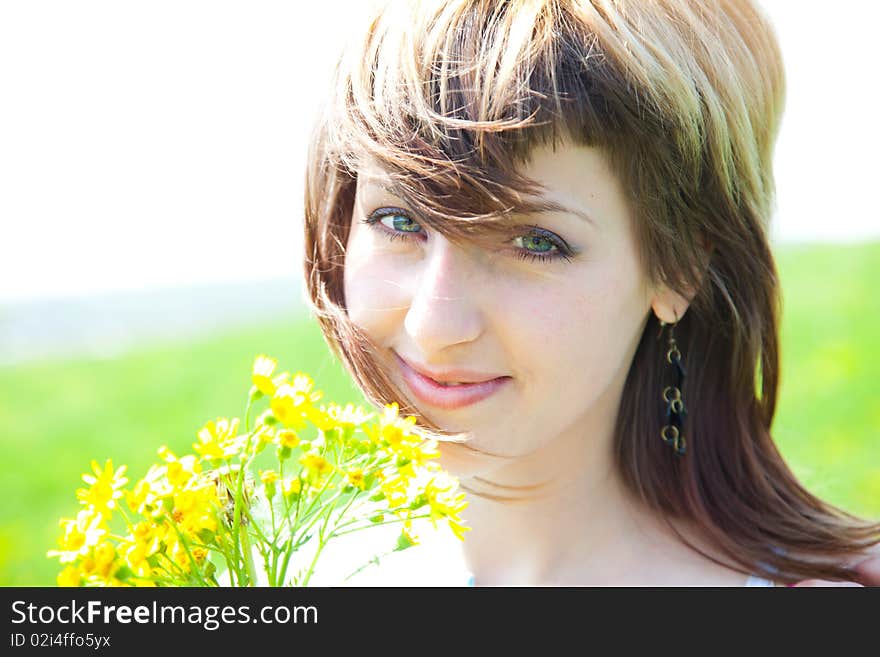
743, 574, 777, 587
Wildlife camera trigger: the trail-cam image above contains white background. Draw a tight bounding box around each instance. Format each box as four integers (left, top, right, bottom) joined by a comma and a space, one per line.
1, 0, 877, 303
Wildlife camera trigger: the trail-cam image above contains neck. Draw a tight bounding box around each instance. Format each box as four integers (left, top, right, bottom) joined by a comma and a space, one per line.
452, 424, 662, 584
436, 379, 718, 585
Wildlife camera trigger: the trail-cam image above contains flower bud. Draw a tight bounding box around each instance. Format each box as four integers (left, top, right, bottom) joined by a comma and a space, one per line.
282, 477, 301, 500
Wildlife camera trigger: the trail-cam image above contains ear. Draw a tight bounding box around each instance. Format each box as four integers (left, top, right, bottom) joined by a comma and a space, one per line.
651, 236, 713, 323
650, 285, 692, 324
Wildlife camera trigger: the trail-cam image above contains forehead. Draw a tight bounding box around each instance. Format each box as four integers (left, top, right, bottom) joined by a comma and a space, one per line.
355, 159, 395, 191
518, 143, 624, 222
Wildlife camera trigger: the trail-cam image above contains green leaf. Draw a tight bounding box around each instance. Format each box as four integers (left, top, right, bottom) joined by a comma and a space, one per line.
197, 528, 215, 544
395, 532, 416, 551
113, 564, 135, 581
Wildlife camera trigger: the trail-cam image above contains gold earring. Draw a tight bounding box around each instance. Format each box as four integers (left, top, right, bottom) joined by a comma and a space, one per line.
659, 311, 687, 455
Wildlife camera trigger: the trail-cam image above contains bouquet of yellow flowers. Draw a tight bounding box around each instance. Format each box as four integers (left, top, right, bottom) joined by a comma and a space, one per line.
47, 355, 469, 587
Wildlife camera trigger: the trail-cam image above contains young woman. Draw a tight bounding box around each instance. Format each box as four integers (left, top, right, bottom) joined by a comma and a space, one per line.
301, 0, 880, 585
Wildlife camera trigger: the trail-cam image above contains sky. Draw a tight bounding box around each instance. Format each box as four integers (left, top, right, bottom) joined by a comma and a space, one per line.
1, 0, 877, 303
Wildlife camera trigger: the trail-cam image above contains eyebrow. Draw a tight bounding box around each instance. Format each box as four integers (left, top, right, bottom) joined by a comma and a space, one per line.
531, 198, 596, 226
368, 180, 596, 227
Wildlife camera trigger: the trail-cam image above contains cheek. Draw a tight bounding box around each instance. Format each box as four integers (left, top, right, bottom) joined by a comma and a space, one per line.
343, 236, 408, 341
506, 264, 647, 390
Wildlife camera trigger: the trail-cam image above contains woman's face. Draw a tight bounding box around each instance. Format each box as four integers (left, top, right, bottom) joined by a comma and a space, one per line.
343, 141, 660, 465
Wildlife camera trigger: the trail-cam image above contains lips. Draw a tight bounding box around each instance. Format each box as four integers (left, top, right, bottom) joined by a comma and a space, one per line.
394, 352, 511, 410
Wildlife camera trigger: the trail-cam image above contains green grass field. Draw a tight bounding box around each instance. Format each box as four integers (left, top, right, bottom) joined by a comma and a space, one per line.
1, 242, 878, 586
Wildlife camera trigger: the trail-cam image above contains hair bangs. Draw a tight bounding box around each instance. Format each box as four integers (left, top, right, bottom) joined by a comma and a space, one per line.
325, 0, 631, 245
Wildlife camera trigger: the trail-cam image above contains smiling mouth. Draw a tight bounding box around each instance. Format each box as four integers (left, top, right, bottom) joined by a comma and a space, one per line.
393, 352, 511, 410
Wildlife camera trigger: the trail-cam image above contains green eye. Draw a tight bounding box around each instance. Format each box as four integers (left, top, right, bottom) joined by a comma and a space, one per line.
363, 208, 574, 264
379, 212, 422, 233
514, 234, 556, 254
510, 228, 574, 264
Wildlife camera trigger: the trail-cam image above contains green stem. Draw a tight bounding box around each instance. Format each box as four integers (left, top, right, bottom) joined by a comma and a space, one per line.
231, 428, 256, 585
268, 495, 278, 545
245, 396, 254, 433
341, 547, 400, 583
270, 547, 281, 587
299, 503, 336, 586
210, 513, 239, 586
331, 512, 432, 538
240, 529, 259, 586
275, 476, 343, 586
276, 492, 303, 586
290, 487, 346, 548
161, 515, 209, 586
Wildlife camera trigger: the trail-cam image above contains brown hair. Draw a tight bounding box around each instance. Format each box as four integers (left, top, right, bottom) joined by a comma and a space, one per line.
302, 0, 880, 583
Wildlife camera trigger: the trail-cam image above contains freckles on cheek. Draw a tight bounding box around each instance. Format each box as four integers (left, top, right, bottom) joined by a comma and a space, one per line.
506, 279, 594, 339
343, 258, 408, 335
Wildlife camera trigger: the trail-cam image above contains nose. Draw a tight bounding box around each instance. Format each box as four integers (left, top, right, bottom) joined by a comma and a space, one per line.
403, 235, 485, 354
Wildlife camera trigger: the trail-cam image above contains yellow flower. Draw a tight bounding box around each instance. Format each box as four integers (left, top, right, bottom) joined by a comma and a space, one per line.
47, 508, 107, 564
398, 462, 416, 482
333, 402, 375, 426
78, 555, 96, 577
162, 530, 191, 571
281, 477, 302, 499
275, 429, 300, 449
120, 539, 157, 585
260, 470, 280, 499
345, 468, 366, 490
75, 459, 128, 518
292, 373, 322, 400
377, 403, 418, 445
117, 522, 167, 586
270, 374, 323, 430
49, 358, 471, 586
120, 538, 153, 578
424, 473, 470, 540
130, 520, 164, 555
364, 404, 441, 467
304, 405, 335, 431
251, 354, 278, 396
158, 446, 201, 489
126, 464, 171, 517
193, 417, 242, 460
57, 565, 82, 587
271, 390, 308, 430
402, 438, 441, 467
92, 541, 117, 580
379, 474, 410, 509
171, 483, 219, 536
260, 469, 280, 485
299, 452, 334, 477
446, 515, 471, 541
322, 402, 374, 433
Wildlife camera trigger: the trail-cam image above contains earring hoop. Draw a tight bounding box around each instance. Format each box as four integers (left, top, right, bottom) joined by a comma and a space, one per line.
659, 312, 687, 456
